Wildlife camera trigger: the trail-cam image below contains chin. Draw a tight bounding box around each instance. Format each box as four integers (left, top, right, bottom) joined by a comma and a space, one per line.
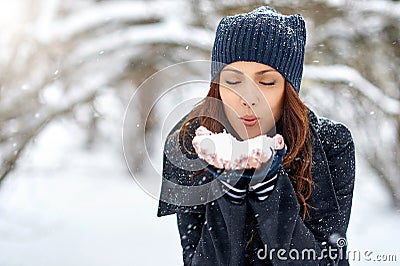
244, 127, 262, 138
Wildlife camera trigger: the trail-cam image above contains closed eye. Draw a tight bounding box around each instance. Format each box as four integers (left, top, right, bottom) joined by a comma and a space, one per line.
260, 81, 275, 86
225, 80, 241, 85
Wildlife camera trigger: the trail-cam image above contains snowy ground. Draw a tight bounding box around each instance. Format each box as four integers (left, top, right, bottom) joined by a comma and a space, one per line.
0, 119, 399, 265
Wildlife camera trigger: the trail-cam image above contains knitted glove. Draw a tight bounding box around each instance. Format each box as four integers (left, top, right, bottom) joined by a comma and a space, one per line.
248, 144, 287, 201
206, 165, 252, 205
206, 145, 287, 204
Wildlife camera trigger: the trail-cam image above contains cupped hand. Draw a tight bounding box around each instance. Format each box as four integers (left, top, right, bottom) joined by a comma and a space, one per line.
192, 133, 285, 170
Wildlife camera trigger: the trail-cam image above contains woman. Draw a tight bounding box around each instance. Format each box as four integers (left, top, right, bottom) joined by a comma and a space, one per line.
157, 6, 355, 265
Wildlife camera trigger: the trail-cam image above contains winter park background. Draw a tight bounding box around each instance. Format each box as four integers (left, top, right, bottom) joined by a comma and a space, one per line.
0, 0, 399, 265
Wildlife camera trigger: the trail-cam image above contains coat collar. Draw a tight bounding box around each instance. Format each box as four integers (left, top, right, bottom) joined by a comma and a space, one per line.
306, 108, 340, 221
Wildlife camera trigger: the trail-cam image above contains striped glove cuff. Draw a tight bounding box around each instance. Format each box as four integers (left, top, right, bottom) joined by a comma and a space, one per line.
249, 173, 278, 201
218, 179, 247, 205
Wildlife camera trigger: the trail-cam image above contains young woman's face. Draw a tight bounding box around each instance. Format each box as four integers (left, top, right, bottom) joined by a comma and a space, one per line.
218, 61, 285, 140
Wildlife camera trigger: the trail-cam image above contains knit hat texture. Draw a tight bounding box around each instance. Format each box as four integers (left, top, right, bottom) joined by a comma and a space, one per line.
211, 6, 306, 93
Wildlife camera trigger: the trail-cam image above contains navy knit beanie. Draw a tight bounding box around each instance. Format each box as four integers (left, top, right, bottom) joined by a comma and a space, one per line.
211, 6, 306, 93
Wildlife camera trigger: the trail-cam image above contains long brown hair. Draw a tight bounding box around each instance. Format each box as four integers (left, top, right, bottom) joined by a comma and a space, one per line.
178, 77, 313, 220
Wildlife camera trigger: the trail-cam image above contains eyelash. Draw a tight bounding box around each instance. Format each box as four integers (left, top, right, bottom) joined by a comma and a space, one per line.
225, 80, 275, 86
260, 81, 275, 86
225, 80, 241, 85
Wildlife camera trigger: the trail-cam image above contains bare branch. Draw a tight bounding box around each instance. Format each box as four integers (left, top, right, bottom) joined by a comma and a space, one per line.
0, 90, 97, 184
304, 64, 400, 116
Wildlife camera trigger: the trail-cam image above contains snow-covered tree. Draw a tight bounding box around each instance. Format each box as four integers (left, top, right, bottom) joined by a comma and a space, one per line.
0, 0, 213, 181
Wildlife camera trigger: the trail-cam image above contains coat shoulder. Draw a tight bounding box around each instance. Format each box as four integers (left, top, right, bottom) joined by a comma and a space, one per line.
164, 112, 200, 158
309, 109, 354, 159
307, 109, 356, 219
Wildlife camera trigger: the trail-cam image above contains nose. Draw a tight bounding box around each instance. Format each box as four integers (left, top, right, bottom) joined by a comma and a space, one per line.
240, 97, 257, 107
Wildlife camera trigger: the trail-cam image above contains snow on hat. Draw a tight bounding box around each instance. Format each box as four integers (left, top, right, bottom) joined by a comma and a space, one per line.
211, 6, 306, 93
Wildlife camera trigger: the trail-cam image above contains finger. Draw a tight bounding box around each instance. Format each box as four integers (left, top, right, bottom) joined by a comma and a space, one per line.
242, 156, 249, 169
204, 155, 214, 166
247, 157, 259, 169
192, 141, 199, 153
274, 134, 285, 150
222, 159, 231, 170
259, 151, 272, 163
213, 155, 224, 169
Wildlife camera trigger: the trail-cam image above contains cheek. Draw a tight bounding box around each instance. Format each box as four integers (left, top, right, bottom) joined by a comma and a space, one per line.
219, 88, 240, 111
262, 89, 284, 110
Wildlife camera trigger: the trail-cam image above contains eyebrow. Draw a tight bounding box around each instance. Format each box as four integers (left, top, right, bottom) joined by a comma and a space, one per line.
221, 68, 276, 75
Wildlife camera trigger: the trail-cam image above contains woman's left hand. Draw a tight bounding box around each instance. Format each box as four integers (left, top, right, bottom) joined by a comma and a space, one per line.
244, 134, 285, 169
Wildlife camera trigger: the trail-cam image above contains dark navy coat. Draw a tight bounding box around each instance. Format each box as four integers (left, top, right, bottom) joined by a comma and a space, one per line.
157, 108, 355, 265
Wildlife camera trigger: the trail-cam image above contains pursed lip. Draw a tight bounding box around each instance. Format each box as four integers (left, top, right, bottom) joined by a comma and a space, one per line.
239, 115, 259, 126
240, 115, 258, 121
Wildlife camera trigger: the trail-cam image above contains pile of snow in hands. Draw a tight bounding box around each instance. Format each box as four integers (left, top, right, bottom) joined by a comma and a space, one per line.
192, 126, 282, 170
